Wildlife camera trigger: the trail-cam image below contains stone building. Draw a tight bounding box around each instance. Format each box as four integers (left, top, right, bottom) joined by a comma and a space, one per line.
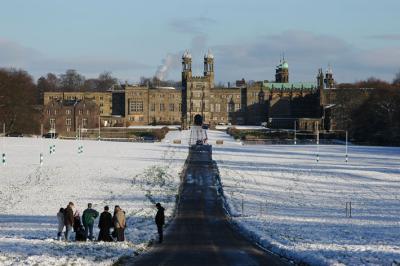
43, 99, 100, 135
42, 51, 334, 130
44, 91, 113, 116
124, 86, 181, 126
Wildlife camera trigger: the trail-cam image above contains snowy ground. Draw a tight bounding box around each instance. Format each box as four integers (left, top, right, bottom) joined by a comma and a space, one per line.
0, 130, 189, 265
209, 130, 400, 266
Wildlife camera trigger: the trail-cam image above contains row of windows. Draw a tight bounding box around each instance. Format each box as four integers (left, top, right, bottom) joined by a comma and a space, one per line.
46, 109, 91, 115
128, 93, 178, 99
49, 118, 88, 126
209, 103, 241, 112
128, 116, 144, 122
209, 94, 241, 99
155, 103, 179, 112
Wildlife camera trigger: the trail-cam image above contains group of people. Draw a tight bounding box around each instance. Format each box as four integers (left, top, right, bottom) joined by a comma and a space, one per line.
56, 202, 165, 243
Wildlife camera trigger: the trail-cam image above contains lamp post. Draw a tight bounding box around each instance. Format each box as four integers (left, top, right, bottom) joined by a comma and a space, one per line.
345, 130, 348, 163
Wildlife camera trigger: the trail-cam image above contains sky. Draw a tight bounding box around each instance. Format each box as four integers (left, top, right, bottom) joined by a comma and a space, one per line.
1, 0, 400, 84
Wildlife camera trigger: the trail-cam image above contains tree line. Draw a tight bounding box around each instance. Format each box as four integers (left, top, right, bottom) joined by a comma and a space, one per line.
0, 68, 119, 135
332, 76, 400, 146
0, 66, 400, 145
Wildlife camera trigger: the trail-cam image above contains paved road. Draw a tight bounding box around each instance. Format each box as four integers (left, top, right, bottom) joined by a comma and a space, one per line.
121, 146, 291, 266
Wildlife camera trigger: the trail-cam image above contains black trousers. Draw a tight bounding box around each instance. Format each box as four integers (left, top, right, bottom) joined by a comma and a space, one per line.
116, 228, 125, 242
157, 224, 163, 243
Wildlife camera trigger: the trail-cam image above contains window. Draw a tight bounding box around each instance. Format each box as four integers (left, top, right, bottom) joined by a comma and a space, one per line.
66, 109, 71, 115
66, 127, 70, 132
235, 103, 241, 111
178, 103, 182, 112
86, 110, 90, 115
215, 104, 221, 112
82, 118, 88, 127
66, 118, 72, 125
150, 103, 155, 112
210, 104, 214, 112
139, 116, 144, 122
79, 110, 82, 115
129, 100, 143, 113
54, 110, 57, 115
47, 109, 50, 115
169, 103, 174, 112
160, 103, 165, 112
50, 118, 55, 125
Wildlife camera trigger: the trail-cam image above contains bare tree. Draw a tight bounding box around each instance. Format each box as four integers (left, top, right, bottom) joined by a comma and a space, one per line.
0, 68, 39, 134
59, 69, 85, 91
97, 71, 117, 91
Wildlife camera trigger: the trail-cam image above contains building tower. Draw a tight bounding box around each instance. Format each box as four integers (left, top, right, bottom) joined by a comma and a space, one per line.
181, 50, 192, 128
182, 50, 192, 88
275, 56, 289, 83
204, 49, 215, 88
324, 65, 335, 88
317, 68, 324, 89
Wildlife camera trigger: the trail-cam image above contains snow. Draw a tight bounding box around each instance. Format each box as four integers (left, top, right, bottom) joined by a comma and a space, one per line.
209, 130, 400, 266
1, 129, 399, 266
0, 131, 189, 265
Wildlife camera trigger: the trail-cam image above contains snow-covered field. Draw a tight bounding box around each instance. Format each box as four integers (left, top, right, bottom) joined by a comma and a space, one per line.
0, 130, 189, 265
209, 130, 400, 266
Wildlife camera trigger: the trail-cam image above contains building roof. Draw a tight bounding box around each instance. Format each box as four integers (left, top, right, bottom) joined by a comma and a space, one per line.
263, 82, 317, 90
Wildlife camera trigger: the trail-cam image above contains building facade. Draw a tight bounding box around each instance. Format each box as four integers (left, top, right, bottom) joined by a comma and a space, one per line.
43, 99, 100, 135
43, 51, 334, 132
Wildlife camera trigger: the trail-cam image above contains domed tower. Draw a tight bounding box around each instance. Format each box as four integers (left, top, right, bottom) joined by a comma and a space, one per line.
275, 57, 289, 83
204, 49, 214, 88
182, 50, 192, 88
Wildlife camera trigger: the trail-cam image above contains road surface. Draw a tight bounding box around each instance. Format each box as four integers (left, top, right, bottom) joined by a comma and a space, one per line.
120, 145, 291, 266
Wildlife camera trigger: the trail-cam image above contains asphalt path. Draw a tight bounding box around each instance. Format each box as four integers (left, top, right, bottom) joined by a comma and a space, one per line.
121, 146, 291, 266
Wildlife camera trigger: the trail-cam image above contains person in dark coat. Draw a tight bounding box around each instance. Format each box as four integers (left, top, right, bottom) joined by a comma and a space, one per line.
98, 205, 113, 242
155, 203, 165, 243
64, 202, 74, 241
73, 209, 86, 241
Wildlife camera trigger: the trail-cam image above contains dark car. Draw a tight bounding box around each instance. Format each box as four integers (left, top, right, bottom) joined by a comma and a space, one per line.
6, 132, 23, 137
202, 124, 209, 130
43, 133, 59, 139
142, 135, 156, 142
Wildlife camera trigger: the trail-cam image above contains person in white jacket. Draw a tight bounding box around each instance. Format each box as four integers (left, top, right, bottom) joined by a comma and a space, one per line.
57, 208, 65, 241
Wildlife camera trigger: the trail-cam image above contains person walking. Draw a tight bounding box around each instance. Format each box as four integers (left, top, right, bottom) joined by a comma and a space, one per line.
113, 205, 126, 242
56, 208, 65, 241
64, 202, 74, 241
82, 203, 99, 241
155, 203, 165, 243
98, 205, 113, 242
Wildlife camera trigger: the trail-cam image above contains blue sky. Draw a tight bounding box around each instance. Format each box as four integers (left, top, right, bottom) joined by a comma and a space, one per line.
1, 0, 400, 83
